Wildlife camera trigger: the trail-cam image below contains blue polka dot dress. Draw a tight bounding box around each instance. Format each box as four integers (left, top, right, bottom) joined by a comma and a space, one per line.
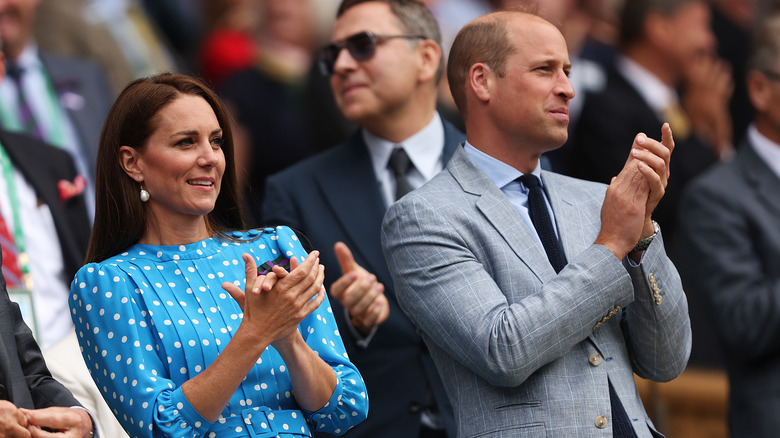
69, 226, 368, 438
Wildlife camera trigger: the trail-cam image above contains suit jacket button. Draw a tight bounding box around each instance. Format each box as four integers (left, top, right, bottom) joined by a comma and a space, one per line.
648, 273, 656, 282
409, 401, 420, 413
595, 416, 608, 429
589, 353, 602, 366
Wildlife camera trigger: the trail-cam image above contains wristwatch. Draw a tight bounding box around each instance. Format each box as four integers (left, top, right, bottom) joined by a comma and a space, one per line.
631, 220, 660, 254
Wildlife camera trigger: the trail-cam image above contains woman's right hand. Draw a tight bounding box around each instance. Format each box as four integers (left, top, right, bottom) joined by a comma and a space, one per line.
223, 251, 326, 346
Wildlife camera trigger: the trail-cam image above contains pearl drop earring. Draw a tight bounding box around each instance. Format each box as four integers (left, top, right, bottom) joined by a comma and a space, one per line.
140, 188, 150, 202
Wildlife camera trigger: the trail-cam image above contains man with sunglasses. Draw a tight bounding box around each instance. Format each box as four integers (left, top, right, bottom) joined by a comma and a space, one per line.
678, 13, 780, 438
263, 1, 463, 437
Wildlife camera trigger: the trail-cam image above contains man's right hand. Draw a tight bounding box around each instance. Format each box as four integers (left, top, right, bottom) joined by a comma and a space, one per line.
0, 400, 31, 438
330, 242, 390, 332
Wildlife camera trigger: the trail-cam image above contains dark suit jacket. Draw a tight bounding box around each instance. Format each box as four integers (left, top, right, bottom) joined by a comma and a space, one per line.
0, 129, 91, 282
262, 119, 464, 438
0, 256, 81, 408
41, 52, 115, 185
570, 66, 719, 254
678, 138, 780, 438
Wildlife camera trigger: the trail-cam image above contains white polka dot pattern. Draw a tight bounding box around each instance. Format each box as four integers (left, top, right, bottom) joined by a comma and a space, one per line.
69, 226, 368, 437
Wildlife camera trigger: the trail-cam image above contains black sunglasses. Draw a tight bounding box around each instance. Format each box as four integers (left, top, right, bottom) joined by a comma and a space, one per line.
317, 31, 426, 76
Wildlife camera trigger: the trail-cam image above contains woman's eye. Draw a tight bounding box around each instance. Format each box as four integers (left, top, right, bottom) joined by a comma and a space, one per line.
176, 137, 194, 146
211, 137, 224, 147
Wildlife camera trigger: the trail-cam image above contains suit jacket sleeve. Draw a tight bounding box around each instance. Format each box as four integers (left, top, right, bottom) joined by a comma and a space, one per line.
0, 284, 80, 409
381, 183, 690, 387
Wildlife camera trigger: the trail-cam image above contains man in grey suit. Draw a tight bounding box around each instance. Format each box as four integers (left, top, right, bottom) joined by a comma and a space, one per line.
382, 9, 691, 438
678, 13, 780, 438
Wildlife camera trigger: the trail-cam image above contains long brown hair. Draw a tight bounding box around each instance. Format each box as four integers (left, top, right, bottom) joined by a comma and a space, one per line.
85, 73, 245, 263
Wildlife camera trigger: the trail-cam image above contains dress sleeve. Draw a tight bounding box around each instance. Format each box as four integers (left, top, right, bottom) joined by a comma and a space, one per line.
272, 226, 369, 434
70, 263, 212, 438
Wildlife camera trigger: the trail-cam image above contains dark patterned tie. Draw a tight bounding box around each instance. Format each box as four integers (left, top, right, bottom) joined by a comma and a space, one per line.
517, 174, 567, 272
388, 147, 414, 201
609, 381, 638, 438
5, 63, 43, 139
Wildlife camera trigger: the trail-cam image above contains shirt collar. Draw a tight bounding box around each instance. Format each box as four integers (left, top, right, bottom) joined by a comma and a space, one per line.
616, 55, 677, 114
12, 43, 42, 71
364, 112, 445, 180
748, 124, 780, 179
462, 141, 542, 190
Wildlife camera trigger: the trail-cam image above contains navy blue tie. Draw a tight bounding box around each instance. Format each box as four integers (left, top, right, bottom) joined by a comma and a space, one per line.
518, 174, 567, 273
609, 381, 638, 437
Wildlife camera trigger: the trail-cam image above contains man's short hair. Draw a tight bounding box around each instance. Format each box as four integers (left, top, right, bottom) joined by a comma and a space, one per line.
748, 13, 780, 75
447, 7, 541, 116
619, 0, 700, 49
336, 0, 444, 82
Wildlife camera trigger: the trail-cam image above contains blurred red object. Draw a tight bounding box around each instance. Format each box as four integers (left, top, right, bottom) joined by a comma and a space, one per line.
199, 29, 257, 88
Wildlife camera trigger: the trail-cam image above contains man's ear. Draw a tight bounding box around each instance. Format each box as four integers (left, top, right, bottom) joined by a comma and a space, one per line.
119, 145, 144, 183
747, 70, 772, 113
469, 63, 493, 103
416, 39, 442, 83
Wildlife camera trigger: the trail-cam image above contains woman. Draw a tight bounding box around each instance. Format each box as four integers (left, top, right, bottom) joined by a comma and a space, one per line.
69, 73, 368, 438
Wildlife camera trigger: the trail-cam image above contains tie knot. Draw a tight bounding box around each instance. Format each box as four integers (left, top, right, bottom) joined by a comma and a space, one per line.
388, 147, 412, 176
518, 173, 541, 189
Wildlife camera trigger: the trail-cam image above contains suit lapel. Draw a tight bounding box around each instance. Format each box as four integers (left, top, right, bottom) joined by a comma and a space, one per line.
448, 147, 553, 281
542, 172, 595, 260
0, 131, 59, 210
315, 132, 389, 280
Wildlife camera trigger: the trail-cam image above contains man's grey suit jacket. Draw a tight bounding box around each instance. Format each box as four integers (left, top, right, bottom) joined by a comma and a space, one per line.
678, 139, 780, 438
382, 146, 691, 438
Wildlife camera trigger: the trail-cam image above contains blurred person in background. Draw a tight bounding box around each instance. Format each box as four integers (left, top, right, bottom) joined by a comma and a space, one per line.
263, 1, 464, 436
678, 12, 780, 437
219, 0, 353, 224
568, 0, 733, 259
33, 0, 179, 95
709, 0, 759, 145
0, 0, 115, 216
0, 35, 125, 438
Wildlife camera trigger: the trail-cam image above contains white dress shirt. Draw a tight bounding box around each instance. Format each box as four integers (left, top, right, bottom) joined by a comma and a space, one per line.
363, 112, 446, 208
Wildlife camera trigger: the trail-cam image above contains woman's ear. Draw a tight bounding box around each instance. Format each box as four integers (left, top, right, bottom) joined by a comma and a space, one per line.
119, 145, 143, 182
